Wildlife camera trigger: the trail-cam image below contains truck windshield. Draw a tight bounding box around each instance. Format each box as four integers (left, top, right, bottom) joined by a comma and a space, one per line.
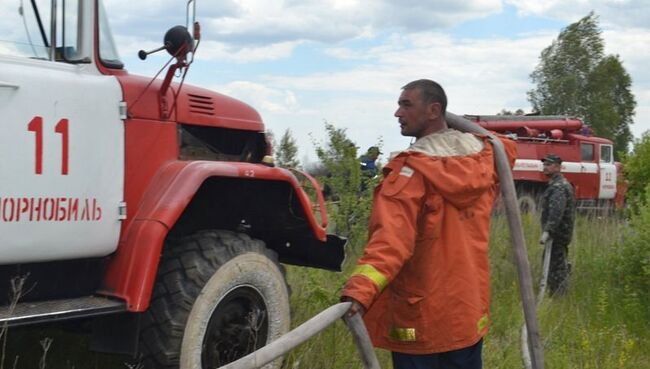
0, 0, 51, 59
98, 0, 123, 68
1, 0, 106, 64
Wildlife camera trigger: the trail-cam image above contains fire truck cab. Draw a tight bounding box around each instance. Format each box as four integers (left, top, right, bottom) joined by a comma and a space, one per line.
0, 1, 345, 368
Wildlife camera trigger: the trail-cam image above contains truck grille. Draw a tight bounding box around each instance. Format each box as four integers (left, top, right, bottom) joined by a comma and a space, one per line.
188, 94, 215, 116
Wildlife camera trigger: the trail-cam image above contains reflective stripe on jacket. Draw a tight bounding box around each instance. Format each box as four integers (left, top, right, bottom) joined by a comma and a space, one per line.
342, 133, 516, 354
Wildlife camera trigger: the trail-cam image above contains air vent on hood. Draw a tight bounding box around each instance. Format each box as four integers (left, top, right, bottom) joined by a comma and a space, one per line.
188, 94, 215, 116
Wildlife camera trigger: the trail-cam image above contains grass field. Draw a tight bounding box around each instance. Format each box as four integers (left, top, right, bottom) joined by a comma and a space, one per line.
3, 213, 649, 368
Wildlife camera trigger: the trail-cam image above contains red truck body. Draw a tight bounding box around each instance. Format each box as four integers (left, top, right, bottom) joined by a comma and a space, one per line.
466, 115, 626, 211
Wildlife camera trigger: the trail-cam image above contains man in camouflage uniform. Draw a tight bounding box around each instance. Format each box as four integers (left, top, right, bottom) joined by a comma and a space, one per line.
539, 153, 576, 296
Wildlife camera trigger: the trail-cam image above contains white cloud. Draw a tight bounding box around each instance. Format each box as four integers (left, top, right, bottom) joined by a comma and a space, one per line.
216, 81, 306, 115
209, 31, 556, 160
198, 40, 302, 63
105, 0, 503, 49
213, 24, 650, 160
371, 0, 502, 31
507, 0, 650, 29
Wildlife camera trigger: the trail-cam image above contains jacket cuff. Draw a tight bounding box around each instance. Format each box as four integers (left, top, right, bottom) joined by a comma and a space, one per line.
341, 274, 381, 310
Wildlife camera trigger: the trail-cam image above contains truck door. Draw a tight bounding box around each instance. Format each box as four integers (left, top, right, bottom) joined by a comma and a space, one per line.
598, 144, 616, 200
0, 1, 124, 263
574, 142, 599, 200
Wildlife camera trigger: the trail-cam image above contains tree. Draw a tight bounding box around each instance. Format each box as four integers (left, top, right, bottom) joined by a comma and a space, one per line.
528, 12, 636, 155
312, 122, 378, 255
275, 128, 300, 168
584, 55, 636, 154
623, 132, 650, 211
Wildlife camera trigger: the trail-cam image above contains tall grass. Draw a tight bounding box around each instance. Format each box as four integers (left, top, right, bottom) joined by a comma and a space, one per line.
284, 213, 650, 369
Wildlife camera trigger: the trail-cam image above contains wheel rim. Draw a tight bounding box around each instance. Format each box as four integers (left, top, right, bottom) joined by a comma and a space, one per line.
201, 285, 269, 368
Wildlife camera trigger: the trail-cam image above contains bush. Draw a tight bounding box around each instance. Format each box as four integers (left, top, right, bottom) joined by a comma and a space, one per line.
623, 132, 650, 211
616, 183, 650, 307
312, 122, 380, 257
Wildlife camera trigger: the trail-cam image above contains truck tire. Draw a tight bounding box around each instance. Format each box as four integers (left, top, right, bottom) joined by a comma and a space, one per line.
140, 230, 290, 369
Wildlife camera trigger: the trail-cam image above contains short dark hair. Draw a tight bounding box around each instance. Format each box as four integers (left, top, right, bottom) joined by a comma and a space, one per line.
401, 79, 447, 115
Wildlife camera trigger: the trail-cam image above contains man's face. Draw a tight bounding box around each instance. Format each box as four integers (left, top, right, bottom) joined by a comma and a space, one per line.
394, 88, 440, 138
543, 161, 561, 177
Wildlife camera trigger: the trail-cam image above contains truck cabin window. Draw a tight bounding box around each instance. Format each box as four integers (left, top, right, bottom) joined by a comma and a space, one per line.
0, 0, 51, 59
98, 0, 123, 68
0, 0, 88, 62
581, 143, 594, 162
600, 145, 612, 163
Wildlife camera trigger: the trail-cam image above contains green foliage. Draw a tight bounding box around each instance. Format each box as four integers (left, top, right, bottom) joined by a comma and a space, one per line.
312, 122, 379, 256
623, 132, 650, 209
274, 128, 300, 168
584, 55, 636, 154
486, 214, 649, 368
615, 185, 650, 308
528, 12, 604, 115
282, 122, 387, 368
528, 12, 636, 156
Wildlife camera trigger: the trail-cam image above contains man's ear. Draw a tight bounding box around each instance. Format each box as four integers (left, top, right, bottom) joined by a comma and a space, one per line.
428, 102, 442, 120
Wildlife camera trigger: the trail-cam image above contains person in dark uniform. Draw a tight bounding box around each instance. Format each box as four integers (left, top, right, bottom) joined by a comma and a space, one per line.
539, 153, 576, 296
359, 146, 381, 192
359, 146, 381, 177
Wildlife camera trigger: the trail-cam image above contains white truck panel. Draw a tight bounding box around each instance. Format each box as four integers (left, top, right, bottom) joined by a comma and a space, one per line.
0, 55, 124, 264
599, 163, 617, 199
514, 159, 598, 174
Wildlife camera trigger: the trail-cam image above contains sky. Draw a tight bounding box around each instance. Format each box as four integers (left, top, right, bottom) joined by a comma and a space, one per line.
103, 0, 650, 164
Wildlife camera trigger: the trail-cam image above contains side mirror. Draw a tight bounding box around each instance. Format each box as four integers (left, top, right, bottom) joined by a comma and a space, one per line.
138, 25, 194, 61
164, 25, 194, 58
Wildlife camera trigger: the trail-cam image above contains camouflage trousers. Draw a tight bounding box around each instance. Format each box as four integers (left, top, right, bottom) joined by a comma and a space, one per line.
543, 240, 571, 296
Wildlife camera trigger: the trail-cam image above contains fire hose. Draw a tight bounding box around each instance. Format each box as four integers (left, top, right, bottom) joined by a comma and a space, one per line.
521, 238, 553, 369
447, 112, 544, 369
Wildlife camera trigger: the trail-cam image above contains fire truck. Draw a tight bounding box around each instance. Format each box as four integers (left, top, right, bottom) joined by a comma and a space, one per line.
0, 1, 345, 368
465, 115, 626, 213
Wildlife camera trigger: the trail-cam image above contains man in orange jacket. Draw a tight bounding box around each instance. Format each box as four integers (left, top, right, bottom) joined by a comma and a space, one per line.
341, 79, 515, 369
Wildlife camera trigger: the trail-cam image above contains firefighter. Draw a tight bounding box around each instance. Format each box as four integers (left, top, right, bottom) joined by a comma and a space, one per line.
359, 146, 381, 177
341, 79, 516, 369
359, 146, 381, 192
539, 153, 576, 296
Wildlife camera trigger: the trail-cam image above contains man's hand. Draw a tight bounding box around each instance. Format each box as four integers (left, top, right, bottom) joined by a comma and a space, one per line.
341, 296, 366, 318
539, 231, 550, 245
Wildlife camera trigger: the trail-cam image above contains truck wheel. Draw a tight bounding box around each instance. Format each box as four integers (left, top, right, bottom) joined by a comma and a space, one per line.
518, 193, 538, 214
141, 230, 290, 369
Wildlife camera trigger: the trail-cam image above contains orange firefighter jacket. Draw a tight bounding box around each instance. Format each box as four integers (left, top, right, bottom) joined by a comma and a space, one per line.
342, 133, 516, 354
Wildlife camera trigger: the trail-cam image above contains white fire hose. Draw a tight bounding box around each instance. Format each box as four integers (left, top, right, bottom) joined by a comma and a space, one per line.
521, 237, 553, 369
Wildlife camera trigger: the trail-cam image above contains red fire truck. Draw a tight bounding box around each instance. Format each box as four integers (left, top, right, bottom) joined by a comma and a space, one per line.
465, 115, 626, 213
0, 1, 344, 368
